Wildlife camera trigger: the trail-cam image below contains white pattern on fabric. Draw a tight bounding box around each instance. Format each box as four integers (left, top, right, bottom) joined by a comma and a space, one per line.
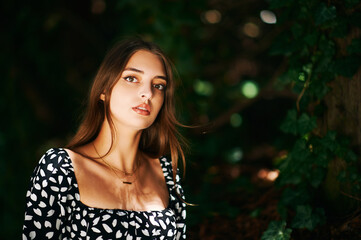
23, 148, 186, 239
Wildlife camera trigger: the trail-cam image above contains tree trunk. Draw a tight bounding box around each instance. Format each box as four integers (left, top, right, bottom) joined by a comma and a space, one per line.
322, 27, 361, 216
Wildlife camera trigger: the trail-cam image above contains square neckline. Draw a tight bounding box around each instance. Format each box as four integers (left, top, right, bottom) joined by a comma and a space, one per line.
61, 148, 173, 213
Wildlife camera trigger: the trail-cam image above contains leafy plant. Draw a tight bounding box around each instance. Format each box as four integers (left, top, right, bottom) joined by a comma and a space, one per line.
261, 221, 292, 240
263, 0, 361, 237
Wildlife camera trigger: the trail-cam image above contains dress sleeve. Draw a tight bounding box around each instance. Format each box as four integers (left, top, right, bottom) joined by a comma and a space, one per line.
22, 149, 69, 240
174, 168, 187, 240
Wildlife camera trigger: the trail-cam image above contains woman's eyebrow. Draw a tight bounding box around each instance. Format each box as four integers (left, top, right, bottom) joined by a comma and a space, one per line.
124, 67, 144, 73
124, 67, 167, 81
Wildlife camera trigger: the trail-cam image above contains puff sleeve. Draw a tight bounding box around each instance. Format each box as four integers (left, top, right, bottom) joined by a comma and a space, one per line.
22, 148, 71, 240
173, 167, 187, 240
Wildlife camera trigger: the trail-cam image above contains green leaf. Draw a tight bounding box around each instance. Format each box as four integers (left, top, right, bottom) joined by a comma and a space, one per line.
304, 32, 319, 47
292, 139, 310, 161
269, 35, 297, 56
280, 187, 311, 206
332, 56, 361, 78
291, 205, 325, 230
261, 221, 292, 240
330, 18, 349, 38
276, 68, 299, 87
309, 80, 330, 99
291, 205, 313, 229
320, 131, 338, 151
277, 158, 295, 185
278, 169, 303, 185
297, 113, 317, 135
345, 149, 357, 162
280, 110, 298, 135
291, 24, 303, 38
313, 147, 329, 167
309, 167, 326, 188
314, 3, 337, 25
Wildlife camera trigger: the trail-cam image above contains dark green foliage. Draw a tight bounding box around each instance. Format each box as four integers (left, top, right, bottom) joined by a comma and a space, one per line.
280, 110, 317, 136
266, 0, 361, 237
261, 220, 292, 240
291, 205, 325, 230
332, 56, 361, 78
314, 3, 337, 25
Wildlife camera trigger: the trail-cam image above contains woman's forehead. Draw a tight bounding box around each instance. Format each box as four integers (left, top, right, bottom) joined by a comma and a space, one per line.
124, 50, 165, 75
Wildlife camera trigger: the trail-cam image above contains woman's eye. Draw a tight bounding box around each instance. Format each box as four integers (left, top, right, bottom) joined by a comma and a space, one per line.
124, 76, 138, 83
153, 84, 166, 91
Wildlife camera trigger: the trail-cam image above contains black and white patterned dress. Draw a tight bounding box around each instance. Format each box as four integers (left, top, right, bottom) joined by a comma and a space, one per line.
23, 148, 186, 239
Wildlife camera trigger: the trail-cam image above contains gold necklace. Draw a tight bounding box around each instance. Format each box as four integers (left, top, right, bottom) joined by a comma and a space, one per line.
92, 143, 140, 184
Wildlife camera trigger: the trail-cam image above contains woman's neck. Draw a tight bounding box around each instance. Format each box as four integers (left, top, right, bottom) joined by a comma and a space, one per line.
92, 119, 143, 173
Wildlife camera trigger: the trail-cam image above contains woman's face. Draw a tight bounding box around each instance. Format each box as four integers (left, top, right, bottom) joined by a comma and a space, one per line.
107, 50, 167, 131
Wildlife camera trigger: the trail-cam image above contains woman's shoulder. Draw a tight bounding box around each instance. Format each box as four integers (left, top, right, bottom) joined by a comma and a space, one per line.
35, 148, 73, 178
159, 155, 176, 175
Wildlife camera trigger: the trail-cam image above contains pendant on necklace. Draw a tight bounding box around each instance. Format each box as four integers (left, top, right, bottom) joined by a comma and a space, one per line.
123, 181, 132, 184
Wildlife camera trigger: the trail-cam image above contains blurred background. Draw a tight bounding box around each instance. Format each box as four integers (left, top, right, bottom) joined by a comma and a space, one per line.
1, 0, 361, 239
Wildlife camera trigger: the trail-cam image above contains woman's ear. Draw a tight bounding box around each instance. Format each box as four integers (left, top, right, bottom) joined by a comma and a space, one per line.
100, 93, 105, 101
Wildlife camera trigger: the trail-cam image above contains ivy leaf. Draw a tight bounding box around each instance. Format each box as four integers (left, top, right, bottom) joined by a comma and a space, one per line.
278, 168, 303, 185
313, 146, 329, 167
292, 139, 310, 161
309, 80, 330, 99
291, 205, 325, 230
304, 32, 319, 47
276, 69, 298, 88
280, 187, 311, 206
261, 221, 292, 240
345, 149, 357, 162
277, 154, 304, 186
320, 131, 338, 152
297, 113, 317, 135
291, 23, 303, 38
319, 38, 336, 58
270, 36, 298, 56
309, 167, 326, 188
314, 3, 337, 25
280, 110, 298, 135
330, 18, 349, 38
332, 56, 361, 78
314, 38, 336, 73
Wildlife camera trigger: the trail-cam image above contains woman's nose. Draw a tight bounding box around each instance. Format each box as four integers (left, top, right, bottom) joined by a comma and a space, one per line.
139, 84, 152, 100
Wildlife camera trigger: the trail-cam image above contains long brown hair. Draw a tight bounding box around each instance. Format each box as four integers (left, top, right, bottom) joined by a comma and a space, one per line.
66, 38, 187, 180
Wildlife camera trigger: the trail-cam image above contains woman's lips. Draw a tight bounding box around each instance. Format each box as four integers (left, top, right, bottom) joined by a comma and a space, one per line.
132, 103, 151, 116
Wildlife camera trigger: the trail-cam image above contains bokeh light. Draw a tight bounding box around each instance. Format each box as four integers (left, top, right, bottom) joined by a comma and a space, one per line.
194, 79, 214, 96
257, 169, 280, 181
91, 0, 106, 14
227, 147, 243, 163
260, 10, 277, 24
201, 10, 222, 24
298, 72, 306, 81
230, 113, 242, 127
241, 81, 259, 98
243, 22, 260, 38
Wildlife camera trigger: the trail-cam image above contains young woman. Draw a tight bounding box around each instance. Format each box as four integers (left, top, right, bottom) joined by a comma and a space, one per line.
23, 38, 187, 239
